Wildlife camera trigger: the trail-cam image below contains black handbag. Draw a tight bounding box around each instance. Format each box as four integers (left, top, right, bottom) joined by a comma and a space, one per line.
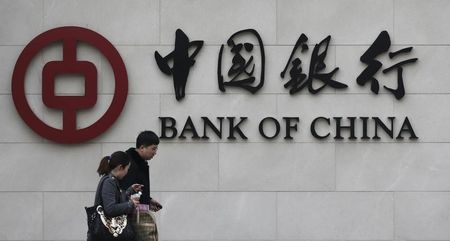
85, 176, 135, 241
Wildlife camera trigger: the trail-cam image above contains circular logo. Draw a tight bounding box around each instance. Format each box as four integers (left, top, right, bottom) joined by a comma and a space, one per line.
12, 26, 128, 144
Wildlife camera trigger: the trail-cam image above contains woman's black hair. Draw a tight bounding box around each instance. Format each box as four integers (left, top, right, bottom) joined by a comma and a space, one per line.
97, 151, 131, 176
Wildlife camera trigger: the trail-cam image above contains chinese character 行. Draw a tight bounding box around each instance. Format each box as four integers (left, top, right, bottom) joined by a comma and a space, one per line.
357, 30, 418, 100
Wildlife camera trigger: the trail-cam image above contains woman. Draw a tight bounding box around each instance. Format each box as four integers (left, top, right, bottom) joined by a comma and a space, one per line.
88, 151, 143, 241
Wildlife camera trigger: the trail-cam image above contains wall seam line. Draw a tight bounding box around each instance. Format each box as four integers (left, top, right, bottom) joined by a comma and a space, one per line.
393, 191, 396, 240
276, 0, 279, 44
42, 192, 45, 240
275, 191, 279, 239
334, 141, 337, 192
159, 0, 162, 45
41, 0, 44, 31
393, 0, 396, 42
217, 142, 220, 191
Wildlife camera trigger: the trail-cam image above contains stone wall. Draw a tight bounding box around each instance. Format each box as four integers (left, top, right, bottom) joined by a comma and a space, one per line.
0, 0, 449, 240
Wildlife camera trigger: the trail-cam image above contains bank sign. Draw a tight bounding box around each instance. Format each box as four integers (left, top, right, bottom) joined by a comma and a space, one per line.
11, 26, 418, 144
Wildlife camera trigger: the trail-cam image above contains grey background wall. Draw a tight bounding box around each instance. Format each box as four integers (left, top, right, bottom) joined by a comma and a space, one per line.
1, 0, 450, 240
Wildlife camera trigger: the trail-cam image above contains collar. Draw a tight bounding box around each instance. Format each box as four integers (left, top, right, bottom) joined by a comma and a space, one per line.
126, 147, 148, 166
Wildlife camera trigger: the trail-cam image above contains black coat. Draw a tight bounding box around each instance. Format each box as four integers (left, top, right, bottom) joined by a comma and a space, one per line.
119, 148, 152, 205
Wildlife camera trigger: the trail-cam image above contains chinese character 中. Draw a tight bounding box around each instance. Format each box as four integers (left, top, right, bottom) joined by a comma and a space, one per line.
155, 29, 204, 101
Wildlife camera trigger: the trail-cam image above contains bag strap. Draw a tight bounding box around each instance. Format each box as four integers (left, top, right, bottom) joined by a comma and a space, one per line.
96, 175, 123, 207
95, 175, 109, 206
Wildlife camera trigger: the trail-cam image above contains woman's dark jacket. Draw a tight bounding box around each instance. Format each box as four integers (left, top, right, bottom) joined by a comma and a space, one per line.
94, 174, 135, 216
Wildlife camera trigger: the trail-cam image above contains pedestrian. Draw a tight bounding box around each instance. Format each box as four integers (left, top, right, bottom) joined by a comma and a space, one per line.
87, 151, 143, 241
119, 130, 162, 241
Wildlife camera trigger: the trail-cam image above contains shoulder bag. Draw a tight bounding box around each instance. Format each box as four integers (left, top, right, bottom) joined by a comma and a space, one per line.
85, 176, 135, 241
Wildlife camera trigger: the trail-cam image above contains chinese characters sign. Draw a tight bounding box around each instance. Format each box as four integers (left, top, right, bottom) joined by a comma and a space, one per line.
156, 29, 417, 101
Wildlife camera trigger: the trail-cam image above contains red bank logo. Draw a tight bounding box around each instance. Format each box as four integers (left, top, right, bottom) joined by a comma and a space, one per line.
12, 26, 128, 144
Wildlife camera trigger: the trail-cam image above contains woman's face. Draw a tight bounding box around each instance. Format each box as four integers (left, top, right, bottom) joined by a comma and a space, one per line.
116, 163, 131, 179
